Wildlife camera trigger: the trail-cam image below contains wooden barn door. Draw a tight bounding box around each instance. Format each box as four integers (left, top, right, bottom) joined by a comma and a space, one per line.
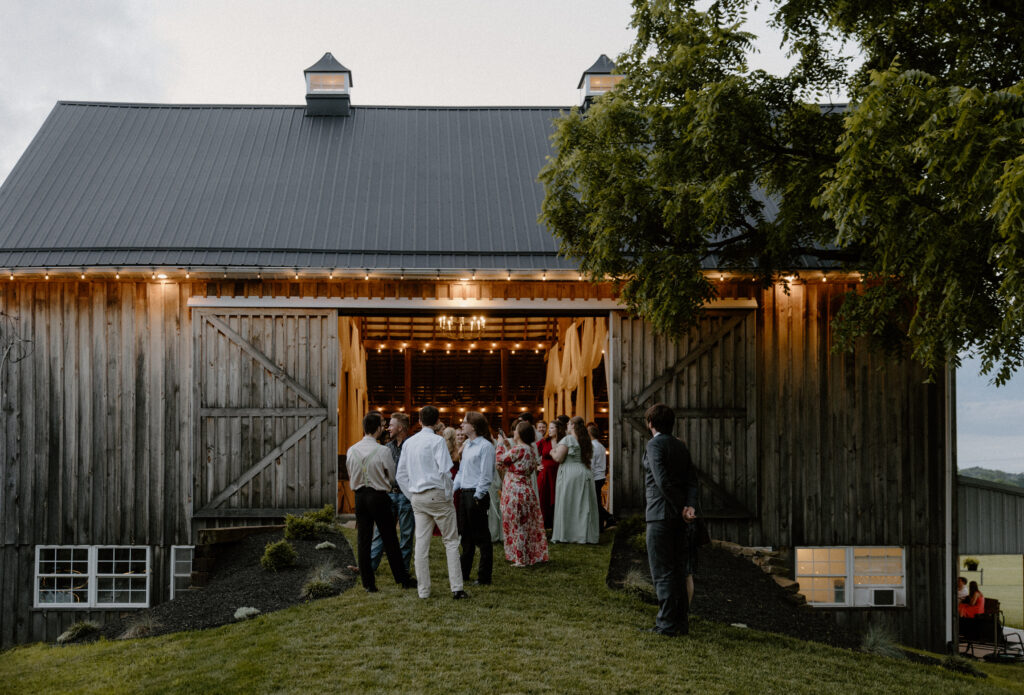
612, 310, 758, 543
192, 308, 338, 519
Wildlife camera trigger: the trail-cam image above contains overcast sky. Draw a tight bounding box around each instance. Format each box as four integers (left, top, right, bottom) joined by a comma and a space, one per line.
1, 0, 1021, 473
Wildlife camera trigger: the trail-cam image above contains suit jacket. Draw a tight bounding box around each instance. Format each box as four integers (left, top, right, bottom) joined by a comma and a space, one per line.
643, 432, 699, 522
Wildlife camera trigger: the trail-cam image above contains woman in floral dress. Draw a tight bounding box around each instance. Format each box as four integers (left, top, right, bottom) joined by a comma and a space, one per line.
495, 421, 549, 566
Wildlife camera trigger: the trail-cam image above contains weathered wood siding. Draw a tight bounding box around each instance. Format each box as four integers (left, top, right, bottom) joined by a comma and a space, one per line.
611, 280, 950, 650
0, 280, 193, 647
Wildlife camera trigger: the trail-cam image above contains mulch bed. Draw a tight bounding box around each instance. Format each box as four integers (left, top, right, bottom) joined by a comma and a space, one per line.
606, 523, 859, 648
94, 529, 358, 641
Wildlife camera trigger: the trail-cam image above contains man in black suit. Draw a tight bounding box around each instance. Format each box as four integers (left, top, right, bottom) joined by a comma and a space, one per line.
643, 403, 699, 636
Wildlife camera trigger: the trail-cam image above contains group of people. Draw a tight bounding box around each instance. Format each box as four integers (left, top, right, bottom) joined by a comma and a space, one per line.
957, 576, 985, 618
344, 407, 620, 598
346, 401, 702, 640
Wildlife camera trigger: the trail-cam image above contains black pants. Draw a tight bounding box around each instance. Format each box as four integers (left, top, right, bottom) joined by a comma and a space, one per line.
595, 479, 612, 526
647, 517, 690, 635
355, 487, 409, 590
457, 489, 492, 583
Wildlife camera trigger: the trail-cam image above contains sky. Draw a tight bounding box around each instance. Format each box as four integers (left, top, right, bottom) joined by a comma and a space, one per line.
0, 0, 1021, 473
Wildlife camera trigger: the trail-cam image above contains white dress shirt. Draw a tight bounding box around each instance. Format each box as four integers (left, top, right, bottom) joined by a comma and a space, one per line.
396, 428, 454, 498
591, 438, 607, 481
346, 435, 395, 492
453, 436, 495, 500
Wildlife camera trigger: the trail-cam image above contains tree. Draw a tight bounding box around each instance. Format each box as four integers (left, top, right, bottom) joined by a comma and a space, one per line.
539, 0, 1024, 383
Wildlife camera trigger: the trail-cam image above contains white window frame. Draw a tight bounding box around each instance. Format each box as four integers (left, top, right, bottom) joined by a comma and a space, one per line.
34, 545, 151, 609
170, 545, 194, 600
795, 546, 906, 608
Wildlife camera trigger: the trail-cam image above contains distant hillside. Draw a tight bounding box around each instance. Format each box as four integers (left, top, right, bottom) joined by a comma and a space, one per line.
959, 466, 1024, 488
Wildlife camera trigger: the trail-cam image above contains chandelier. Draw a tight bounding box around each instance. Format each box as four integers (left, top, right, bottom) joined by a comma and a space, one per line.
437, 314, 486, 340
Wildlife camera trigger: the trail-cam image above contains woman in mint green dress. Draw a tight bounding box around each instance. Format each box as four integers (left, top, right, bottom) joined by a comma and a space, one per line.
550, 416, 600, 544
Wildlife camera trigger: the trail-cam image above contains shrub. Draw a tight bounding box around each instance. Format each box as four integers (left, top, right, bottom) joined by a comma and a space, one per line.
118, 614, 161, 640
261, 539, 298, 571
628, 532, 647, 554
615, 514, 646, 540
300, 580, 336, 600
307, 504, 337, 524
284, 514, 324, 540
620, 567, 654, 597
234, 606, 261, 621
942, 655, 987, 678
308, 562, 345, 584
56, 620, 100, 645
315, 541, 337, 551
859, 623, 903, 660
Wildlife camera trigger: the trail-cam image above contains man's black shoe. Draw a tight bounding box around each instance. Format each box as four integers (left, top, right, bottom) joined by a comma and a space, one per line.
365, 586, 379, 593
401, 578, 418, 589
452, 590, 470, 600
472, 580, 491, 586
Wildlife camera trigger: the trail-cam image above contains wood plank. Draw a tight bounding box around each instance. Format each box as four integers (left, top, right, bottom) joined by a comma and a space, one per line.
200, 407, 328, 417
203, 313, 323, 407
624, 313, 747, 411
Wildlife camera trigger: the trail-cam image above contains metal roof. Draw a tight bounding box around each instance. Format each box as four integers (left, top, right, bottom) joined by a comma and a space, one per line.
0, 101, 575, 271
958, 475, 1024, 554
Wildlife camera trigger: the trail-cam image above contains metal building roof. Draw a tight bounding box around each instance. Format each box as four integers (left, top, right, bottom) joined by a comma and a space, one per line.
0, 101, 575, 272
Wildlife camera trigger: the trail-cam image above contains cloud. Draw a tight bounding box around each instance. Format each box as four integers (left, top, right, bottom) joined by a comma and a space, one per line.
0, 0, 172, 184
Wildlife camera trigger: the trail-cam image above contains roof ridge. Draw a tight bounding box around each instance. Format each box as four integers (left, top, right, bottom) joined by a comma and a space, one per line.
56, 101, 570, 111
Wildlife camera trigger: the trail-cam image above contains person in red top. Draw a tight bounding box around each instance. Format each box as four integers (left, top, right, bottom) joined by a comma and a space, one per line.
958, 581, 985, 618
536, 418, 565, 529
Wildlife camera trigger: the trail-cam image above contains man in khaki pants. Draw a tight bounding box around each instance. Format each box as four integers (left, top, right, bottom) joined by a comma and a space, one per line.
396, 405, 468, 600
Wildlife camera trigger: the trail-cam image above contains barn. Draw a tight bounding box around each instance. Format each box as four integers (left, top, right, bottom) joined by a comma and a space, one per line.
0, 54, 956, 650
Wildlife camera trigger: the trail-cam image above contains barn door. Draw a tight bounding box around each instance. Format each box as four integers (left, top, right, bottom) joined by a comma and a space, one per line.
192, 308, 338, 518
612, 311, 757, 530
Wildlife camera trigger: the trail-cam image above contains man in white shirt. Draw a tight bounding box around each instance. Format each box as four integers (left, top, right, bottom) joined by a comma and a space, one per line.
453, 411, 496, 585
588, 422, 614, 530
396, 405, 468, 599
346, 412, 417, 593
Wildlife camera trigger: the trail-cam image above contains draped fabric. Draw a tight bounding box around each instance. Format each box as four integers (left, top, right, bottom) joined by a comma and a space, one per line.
543, 344, 561, 421
337, 317, 369, 513
542, 318, 607, 421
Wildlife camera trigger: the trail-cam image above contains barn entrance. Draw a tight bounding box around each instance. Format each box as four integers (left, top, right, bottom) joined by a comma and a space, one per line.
336, 313, 611, 512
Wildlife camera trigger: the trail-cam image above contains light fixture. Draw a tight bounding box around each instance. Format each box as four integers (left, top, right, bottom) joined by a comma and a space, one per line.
514, 343, 520, 348
257, 273, 262, 279
45, 274, 50, 280
471, 270, 476, 280
8, 274, 12, 280
437, 315, 486, 340
425, 343, 431, 348
80, 273, 85, 280
365, 270, 370, 280
116, 272, 120, 279
152, 272, 156, 279
295, 272, 299, 280
507, 271, 511, 281
185, 271, 190, 279
541, 271, 547, 281
157, 273, 167, 280
329, 272, 334, 279
400, 269, 404, 280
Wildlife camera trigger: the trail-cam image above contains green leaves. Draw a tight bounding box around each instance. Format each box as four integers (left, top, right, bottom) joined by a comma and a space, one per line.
540, 0, 1024, 381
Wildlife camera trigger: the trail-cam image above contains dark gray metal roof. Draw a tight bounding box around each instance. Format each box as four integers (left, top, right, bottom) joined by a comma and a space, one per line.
0, 101, 575, 271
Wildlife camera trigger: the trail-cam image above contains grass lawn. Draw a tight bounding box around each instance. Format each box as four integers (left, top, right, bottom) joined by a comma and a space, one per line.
2, 528, 1021, 694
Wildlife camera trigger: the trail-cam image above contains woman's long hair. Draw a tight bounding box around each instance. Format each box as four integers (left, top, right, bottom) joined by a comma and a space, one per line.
465, 411, 493, 442
550, 418, 567, 442
570, 416, 593, 466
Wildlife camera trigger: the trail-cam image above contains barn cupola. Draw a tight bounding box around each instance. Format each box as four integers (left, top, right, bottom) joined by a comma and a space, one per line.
304, 52, 353, 116
578, 54, 622, 110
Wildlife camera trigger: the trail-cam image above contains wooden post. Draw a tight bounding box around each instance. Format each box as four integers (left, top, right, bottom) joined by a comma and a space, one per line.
500, 347, 509, 434
404, 348, 413, 414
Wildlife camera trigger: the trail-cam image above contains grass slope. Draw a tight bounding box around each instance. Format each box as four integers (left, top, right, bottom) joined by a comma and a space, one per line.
0, 529, 1019, 694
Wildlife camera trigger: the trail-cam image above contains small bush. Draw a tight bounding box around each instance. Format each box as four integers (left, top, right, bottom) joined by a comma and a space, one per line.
315, 541, 337, 551
941, 655, 987, 678
234, 606, 261, 621
118, 614, 161, 640
284, 514, 324, 540
621, 567, 654, 597
628, 532, 647, 554
56, 620, 100, 645
615, 515, 646, 540
261, 539, 298, 571
300, 580, 336, 600
307, 504, 337, 524
308, 562, 345, 584
860, 623, 903, 659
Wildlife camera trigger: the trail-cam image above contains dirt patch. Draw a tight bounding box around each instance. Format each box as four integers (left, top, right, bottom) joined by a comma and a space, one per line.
607, 522, 859, 648
96, 529, 357, 641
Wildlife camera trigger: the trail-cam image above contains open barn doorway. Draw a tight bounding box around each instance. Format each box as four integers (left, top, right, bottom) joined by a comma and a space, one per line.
336, 313, 610, 513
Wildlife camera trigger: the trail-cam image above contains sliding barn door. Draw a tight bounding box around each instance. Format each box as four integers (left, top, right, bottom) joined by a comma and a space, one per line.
192, 308, 338, 518
611, 311, 758, 542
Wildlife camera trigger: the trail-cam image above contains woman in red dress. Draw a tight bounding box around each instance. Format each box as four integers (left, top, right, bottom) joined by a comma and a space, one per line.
536, 419, 564, 529
495, 421, 549, 566
958, 581, 985, 618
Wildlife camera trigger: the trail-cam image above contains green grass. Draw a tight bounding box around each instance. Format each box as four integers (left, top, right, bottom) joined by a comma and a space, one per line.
1, 529, 1020, 694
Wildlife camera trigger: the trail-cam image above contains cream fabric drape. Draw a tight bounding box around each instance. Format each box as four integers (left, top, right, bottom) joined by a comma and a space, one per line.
337, 317, 369, 453
542, 318, 607, 421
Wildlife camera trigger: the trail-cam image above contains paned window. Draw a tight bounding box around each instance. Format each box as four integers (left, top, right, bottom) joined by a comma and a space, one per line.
34, 546, 151, 609
795, 546, 906, 607
170, 546, 194, 599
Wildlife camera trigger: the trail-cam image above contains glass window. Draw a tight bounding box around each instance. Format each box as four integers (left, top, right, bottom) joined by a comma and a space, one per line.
34, 546, 150, 609
796, 546, 905, 607
170, 546, 194, 599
